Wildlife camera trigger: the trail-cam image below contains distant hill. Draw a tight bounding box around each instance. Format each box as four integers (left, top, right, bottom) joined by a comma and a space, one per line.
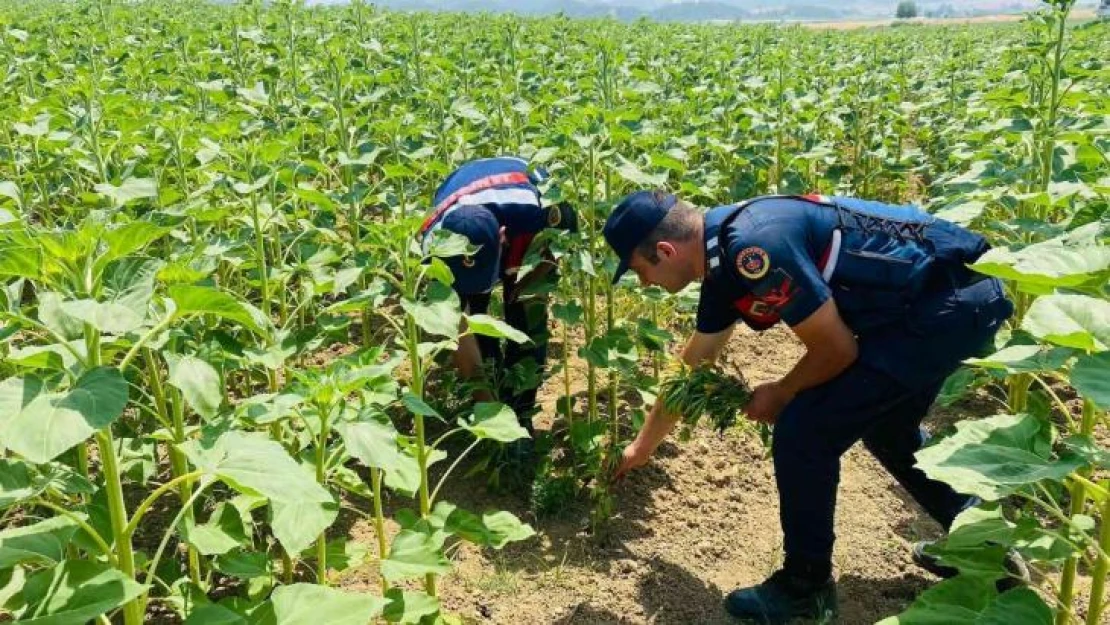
302, 0, 1087, 21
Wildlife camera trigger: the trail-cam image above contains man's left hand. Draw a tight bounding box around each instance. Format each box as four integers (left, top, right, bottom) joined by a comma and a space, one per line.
745, 381, 795, 425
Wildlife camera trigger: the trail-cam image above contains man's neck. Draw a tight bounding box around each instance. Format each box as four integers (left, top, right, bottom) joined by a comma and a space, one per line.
693, 219, 707, 280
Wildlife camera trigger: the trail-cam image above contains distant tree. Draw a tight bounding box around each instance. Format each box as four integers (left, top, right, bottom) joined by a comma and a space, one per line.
896, 1, 918, 18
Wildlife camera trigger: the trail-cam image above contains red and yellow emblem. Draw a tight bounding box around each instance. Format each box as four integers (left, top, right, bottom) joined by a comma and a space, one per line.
736, 246, 770, 280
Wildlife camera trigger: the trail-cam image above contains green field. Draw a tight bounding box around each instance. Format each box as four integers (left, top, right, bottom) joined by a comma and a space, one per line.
0, 1, 1107, 623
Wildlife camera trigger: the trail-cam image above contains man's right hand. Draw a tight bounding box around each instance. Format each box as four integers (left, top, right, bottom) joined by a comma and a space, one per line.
613, 441, 652, 482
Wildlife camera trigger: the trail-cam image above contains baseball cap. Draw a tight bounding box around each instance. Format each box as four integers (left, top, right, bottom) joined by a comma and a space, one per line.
436, 205, 501, 295
603, 190, 677, 284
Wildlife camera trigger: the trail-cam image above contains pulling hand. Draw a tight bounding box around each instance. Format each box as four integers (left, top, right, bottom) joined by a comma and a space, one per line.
745, 381, 795, 425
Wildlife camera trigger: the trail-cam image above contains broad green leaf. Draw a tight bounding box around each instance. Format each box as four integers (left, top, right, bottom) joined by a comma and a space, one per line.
0, 458, 40, 508
440, 504, 535, 548
1070, 352, 1110, 409
965, 345, 1074, 374
165, 354, 224, 419
477, 510, 536, 548
94, 177, 158, 207
915, 414, 1083, 500
183, 603, 247, 625
613, 159, 668, 187
400, 296, 460, 339
401, 393, 441, 418
15, 560, 146, 625
336, 419, 408, 478
181, 432, 335, 554
380, 530, 452, 582
169, 285, 265, 334
59, 299, 144, 335
269, 499, 339, 557
270, 584, 386, 625
0, 181, 21, 208
213, 550, 271, 580
0, 244, 40, 279
972, 244, 1110, 287
100, 257, 162, 313
877, 579, 1051, 625
465, 314, 530, 344
0, 516, 79, 569
459, 402, 529, 443
37, 292, 85, 341
382, 588, 440, 624
0, 368, 128, 464
100, 221, 172, 263
1021, 294, 1110, 352
180, 503, 247, 556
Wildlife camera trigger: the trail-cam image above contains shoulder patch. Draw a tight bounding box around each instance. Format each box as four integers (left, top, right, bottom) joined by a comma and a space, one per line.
736, 246, 770, 280
547, 205, 562, 227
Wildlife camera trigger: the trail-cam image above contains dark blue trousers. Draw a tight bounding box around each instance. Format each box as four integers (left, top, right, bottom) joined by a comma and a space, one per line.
461, 274, 551, 428
772, 277, 1013, 571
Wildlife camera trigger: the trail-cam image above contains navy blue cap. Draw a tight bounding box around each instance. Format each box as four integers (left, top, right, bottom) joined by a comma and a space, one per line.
439, 205, 501, 295
603, 190, 677, 284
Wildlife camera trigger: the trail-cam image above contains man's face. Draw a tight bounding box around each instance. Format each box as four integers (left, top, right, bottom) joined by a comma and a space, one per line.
627, 243, 690, 294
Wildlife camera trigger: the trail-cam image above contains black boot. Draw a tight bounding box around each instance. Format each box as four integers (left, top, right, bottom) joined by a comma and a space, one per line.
724, 560, 837, 624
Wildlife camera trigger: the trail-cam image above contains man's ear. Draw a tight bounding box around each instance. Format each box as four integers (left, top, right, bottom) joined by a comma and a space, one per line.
657, 241, 677, 260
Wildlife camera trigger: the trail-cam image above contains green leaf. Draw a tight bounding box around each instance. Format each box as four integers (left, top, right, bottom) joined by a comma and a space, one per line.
270, 584, 386, 625
100, 257, 161, 315
0, 458, 40, 508
1070, 352, 1110, 409
613, 159, 668, 187
1021, 294, 1110, 352
165, 354, 224, 419
94, 177, 158, 207
915, 414, 1083, 501
380, 530, 452, 582
269, 499, 339, 557
101, 222, 172, 263
169, 285, 266, 334
180, 503, 247, 556
336, 419, 412, 490
459, 402, 529, 443
183, 603, 248, 625
0, 516, 80, 569
401, 393, 441, 419
37, 292, 85, 341
0, 368, 129, 464
181, 432, 335, 554
213, 550, 271, 580
0, 243, 41, 279
59, 299, 145, 335
465, 314, 530, 344
382, 588, 439, 624
972, 244, 1110, 288
966, 345, 1074, 374
400, 296, 460, 339
15, 560, 146, 625
877, 579, 1051, 625
440, 504, 535, 548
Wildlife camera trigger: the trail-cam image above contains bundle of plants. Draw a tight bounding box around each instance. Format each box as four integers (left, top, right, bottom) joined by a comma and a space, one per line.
660, 364, 758, 441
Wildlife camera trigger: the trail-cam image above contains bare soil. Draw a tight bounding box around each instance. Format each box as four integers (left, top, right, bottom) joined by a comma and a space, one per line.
332, 323, 1069, 624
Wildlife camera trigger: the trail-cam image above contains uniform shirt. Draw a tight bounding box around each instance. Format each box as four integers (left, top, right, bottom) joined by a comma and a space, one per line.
695, 195, 998, 389
425, 156, 553, 277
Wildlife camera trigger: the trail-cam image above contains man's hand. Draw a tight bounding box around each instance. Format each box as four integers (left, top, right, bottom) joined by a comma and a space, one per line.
745, 381, 795, 425
613, 441, 652, 482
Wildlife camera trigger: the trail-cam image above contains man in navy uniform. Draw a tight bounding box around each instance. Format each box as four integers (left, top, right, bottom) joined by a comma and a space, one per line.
604, 190, 1016, 623
418, 156, 576, 440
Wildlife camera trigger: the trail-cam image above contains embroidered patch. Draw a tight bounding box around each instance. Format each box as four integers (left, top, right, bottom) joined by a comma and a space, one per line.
736, 246, 770, 280
757, 269, 800, 311
547, 205, 562, 227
